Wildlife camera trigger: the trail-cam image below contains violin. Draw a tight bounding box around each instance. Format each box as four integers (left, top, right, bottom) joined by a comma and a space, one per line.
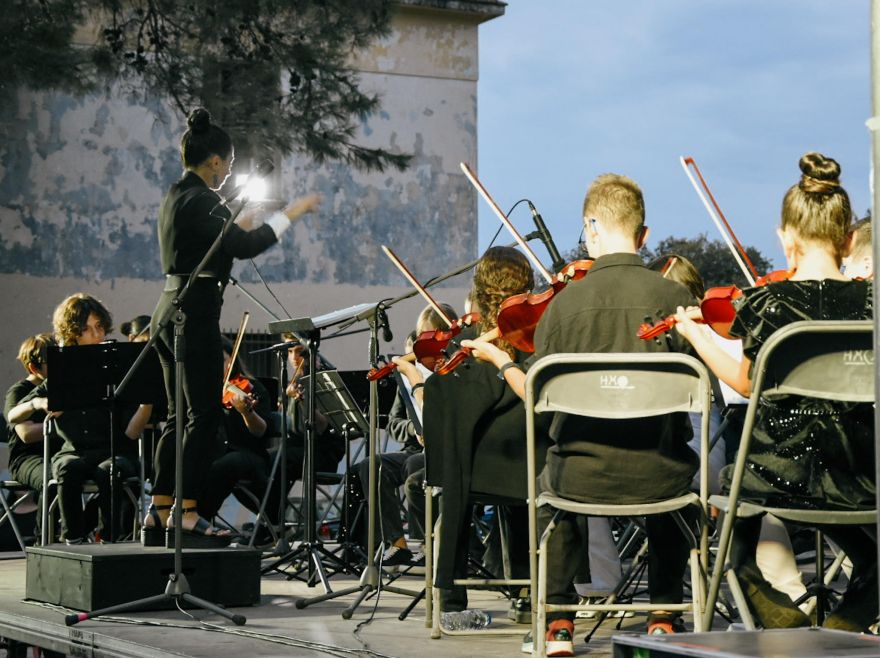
221, 311, 257, 409
366, 246, 473, 382
437, 259, 594, 375
637, 157, 794, 341
223, 374, 255, 410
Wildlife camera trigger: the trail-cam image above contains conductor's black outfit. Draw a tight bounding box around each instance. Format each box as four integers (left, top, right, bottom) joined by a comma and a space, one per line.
150, 171, 279, 500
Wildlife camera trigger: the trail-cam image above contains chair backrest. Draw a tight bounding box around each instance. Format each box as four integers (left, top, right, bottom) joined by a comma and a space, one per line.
529, 352, 712, 420
726, 320, 874, 515
755, 320, 874, 403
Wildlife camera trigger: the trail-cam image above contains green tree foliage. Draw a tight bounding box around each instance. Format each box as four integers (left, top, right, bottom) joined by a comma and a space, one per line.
641, 233, 775, 289
1, 0, 410, 171
558, 232, 774, 289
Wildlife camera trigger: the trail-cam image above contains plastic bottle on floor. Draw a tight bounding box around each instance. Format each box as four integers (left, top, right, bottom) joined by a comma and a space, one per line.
440, 609, 492, 631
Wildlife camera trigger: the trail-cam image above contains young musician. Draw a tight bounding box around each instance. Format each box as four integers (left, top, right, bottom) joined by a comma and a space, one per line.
4, 333, 61, 537
463, 176, 698, 649
145, 107, 320, 547
196, 338, 274, 535
17, 294, 141, 543
673, 152, 876, 632
406, 246, 540, 630
356, 303, 457, 571
120, 315, 151, 342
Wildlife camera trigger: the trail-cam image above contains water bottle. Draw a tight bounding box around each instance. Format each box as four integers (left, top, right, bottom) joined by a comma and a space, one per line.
440, 609, 492, 631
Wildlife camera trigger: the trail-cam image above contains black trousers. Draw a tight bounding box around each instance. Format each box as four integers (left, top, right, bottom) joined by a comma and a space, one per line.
439, 503, 530, 612
403, 452, 430, 542
152, 285, 223, 500
10, 455, 47, 536
51, 449, 137, 541
356, 450, 423, 544
199, 449, 270, 521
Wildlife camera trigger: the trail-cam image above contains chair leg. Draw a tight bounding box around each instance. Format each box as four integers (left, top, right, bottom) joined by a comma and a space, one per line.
689, 547, 704, 632
703, 507, 736, 630
535, 516, 555, 658
0, 489, 28, 552
725, 568, 757, 630
424, 486, 434, 628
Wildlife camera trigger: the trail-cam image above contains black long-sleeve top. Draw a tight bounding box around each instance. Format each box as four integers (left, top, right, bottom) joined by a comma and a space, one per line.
158, 171, 278, 282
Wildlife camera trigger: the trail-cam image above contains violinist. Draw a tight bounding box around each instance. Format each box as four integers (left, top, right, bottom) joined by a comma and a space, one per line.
673, 152, 876, 632
196, 338, 274, 539
356, 302, 457, 572
463, 175, 697, 645
411, 246, 539, 630
145, 107, 320, 547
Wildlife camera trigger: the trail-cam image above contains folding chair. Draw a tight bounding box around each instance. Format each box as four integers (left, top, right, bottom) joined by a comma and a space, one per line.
702, 320, 875, 630
0, 480, 33, 552
525, 353, 712, 657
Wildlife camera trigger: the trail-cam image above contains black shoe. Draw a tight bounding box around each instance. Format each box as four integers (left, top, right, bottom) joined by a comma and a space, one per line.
380, 545, 413, 572
824, 566, 879, 632
507, 597, 532, 624
737, 569, 810, 629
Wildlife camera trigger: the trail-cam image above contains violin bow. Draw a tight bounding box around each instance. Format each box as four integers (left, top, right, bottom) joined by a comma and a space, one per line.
223, 311, 251, 388
460, 162, 555, 285
381, 245, 455, 328
680, 156, 757, 287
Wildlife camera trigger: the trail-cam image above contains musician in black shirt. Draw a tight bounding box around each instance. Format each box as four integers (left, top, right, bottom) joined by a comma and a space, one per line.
463, 174, 698, 647
144, 107, 319, 547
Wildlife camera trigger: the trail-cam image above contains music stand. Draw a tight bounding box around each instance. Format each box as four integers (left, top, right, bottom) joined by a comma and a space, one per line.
261, 305, 376, 598
43, 342, 162, 544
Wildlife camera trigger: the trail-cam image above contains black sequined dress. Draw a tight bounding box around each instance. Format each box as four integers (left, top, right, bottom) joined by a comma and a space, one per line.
723, 279, 874, 511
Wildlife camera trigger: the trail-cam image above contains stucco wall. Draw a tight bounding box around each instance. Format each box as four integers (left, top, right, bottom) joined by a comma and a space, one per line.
0, 5, 496, 386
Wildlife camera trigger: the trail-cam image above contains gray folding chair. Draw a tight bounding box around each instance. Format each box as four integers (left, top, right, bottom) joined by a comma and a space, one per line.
525, 353, 712, 657
702, 320, 875, 631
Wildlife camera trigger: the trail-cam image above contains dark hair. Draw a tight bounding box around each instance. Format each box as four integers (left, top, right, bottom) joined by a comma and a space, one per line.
180, 107, 233, 168
781, 152, 852, 260
17, 333, 56, 373
471, 246, 534, 358
647, 253, 705, 300
52, 293, 113, 346
120, 315, 151, 339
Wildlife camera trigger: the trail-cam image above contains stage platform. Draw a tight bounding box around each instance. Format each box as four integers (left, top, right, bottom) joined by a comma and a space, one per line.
0, 546, 633, 657
0, 546, 871, 657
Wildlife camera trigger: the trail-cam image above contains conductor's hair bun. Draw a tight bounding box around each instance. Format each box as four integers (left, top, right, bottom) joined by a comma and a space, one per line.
799, 152, 841, 194
187, 107, 212, 133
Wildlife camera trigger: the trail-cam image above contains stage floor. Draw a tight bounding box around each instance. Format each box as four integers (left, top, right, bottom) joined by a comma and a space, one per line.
0, 548, 651, 657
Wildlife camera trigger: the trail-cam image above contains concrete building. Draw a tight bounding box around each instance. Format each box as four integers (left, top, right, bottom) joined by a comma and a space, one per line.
0, 0, 505, 386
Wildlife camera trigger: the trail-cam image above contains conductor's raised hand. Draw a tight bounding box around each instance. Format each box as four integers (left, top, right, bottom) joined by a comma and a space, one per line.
284, 194, 321, 221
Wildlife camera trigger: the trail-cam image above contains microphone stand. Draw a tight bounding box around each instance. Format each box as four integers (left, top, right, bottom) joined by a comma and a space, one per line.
65, 185, 257, 628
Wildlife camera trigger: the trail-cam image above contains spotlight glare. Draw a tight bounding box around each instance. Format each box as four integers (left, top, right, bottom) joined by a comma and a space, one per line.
235, 174, 268, 201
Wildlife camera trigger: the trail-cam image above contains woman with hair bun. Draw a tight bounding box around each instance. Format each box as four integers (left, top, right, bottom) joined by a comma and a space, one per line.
145, 107, 320, 547
674, 152, 876, 631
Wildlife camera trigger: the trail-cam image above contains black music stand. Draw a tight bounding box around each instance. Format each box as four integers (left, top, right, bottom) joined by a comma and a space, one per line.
281, 370, 369, 578
261, 305, 375, 597
43, 342, 162, 544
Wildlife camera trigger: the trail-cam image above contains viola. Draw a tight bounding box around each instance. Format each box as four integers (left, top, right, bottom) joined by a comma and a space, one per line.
223, 374, 255, 410
438, 259, 594, 375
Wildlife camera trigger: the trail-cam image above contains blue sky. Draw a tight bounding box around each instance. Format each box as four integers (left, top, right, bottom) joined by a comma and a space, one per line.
476, 0, 872, 269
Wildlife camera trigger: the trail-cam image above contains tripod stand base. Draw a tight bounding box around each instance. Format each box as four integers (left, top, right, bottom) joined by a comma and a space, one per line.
27, 543, 261, 612
65, 577, 246, 627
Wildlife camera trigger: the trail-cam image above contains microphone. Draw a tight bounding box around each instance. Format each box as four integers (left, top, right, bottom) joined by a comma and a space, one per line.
378, 308, 393, 343
217, 159, 275, 206
528, 201, 565, 272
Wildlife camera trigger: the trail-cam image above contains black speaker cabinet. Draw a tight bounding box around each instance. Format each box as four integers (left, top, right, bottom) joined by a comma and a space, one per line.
26, 543, 261, 611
